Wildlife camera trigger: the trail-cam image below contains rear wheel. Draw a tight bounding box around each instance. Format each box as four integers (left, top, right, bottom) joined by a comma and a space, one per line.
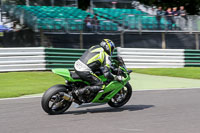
108, 82, 132, 108
41, 84, 72, 115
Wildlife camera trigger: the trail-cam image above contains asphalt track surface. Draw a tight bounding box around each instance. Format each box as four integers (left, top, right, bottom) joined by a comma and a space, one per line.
0, 89, 200, 133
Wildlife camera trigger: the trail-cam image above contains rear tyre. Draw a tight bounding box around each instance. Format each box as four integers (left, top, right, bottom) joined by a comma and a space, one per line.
108, 82, 132, 108
41, 84, 72, 115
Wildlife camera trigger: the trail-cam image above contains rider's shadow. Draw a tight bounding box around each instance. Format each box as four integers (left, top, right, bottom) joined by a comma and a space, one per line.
64, 104, 154, 115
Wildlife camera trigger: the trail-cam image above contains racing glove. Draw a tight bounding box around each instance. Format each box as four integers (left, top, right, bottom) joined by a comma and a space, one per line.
100, 66, 114, 82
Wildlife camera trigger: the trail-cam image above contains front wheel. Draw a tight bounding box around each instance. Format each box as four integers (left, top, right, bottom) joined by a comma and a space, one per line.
108, 82, 132, 108
41, 84, 72, 115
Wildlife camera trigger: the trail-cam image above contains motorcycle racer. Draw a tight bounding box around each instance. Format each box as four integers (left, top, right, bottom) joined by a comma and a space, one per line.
74, 39, 115, 97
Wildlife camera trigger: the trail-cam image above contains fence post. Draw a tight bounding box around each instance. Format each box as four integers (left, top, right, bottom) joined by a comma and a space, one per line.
40, 29, 45, 47
120, 31, 124, 48
195, 33, 199, 50
80, 31, 83, 49
26, 0, 30, 6
162, 32, 166, 49
51, 0, 55, 6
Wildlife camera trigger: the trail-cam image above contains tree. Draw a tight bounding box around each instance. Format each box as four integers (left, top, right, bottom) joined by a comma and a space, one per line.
78, 0, 90, 10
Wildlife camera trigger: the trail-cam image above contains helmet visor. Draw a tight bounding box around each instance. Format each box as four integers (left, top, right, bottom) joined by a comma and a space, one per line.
108, 40, 115, 55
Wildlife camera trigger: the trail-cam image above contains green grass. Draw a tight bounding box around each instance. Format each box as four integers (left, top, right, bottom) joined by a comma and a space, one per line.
1, 67, 200, 98
131, 67, 200, 79
0, 71, 64, 98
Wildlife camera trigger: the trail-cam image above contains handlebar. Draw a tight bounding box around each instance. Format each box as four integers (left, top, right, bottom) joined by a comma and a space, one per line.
127, 70, 133, 74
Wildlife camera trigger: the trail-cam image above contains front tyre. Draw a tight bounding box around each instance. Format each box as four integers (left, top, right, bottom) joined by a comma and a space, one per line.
108, 82, 132, 108
41, 84, 72, 115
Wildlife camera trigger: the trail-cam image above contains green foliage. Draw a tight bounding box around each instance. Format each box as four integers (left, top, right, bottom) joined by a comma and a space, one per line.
78, 0, 90, 10
131, 67, 200, 79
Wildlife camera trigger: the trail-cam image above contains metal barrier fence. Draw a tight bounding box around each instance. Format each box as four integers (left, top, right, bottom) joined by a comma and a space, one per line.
118, 47, 200, 68
185, 49, 200, 67
118, 47, 185, 68
33, 18, 118, 33
45, 47, 86, 70
0, 47, 200, 72
1, 4, 200, 33
0, 47, 46, 72
15, 15, 200, 33
0, 47, 118, 72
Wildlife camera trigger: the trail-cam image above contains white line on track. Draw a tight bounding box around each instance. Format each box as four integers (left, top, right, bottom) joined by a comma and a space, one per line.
133, 87, 200, 92
119, 128, 144, 132
0, 87, 199, 101
0, 95, 42, 101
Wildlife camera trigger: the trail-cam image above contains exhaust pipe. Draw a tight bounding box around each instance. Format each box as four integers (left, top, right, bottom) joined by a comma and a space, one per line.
62, 93, 82, 105
62, 93, 74, 102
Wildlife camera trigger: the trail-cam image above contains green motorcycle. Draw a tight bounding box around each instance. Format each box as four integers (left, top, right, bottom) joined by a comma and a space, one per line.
41, 56, 133, 115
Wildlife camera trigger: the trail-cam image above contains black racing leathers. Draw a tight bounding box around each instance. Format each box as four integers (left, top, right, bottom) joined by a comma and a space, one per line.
74, 45, 114, 95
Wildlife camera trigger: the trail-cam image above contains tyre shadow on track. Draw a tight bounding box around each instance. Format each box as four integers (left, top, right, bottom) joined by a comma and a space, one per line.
64, 105, 154, 115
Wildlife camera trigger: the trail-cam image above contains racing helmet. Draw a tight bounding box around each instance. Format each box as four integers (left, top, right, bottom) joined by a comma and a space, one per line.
100, 39, 115, 56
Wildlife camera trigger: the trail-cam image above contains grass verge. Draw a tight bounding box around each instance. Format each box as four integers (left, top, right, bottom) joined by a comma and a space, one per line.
131, 67, 200, 79
1, 68, 200, 98
0, 71, 64, 98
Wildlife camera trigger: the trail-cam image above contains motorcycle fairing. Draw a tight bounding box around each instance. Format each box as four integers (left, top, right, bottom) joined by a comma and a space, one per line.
92, 67, 130, 103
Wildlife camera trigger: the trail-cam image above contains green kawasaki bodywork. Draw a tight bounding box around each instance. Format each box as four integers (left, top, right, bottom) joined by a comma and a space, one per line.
52, 67, 130, 103
52, 69, 87, 83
